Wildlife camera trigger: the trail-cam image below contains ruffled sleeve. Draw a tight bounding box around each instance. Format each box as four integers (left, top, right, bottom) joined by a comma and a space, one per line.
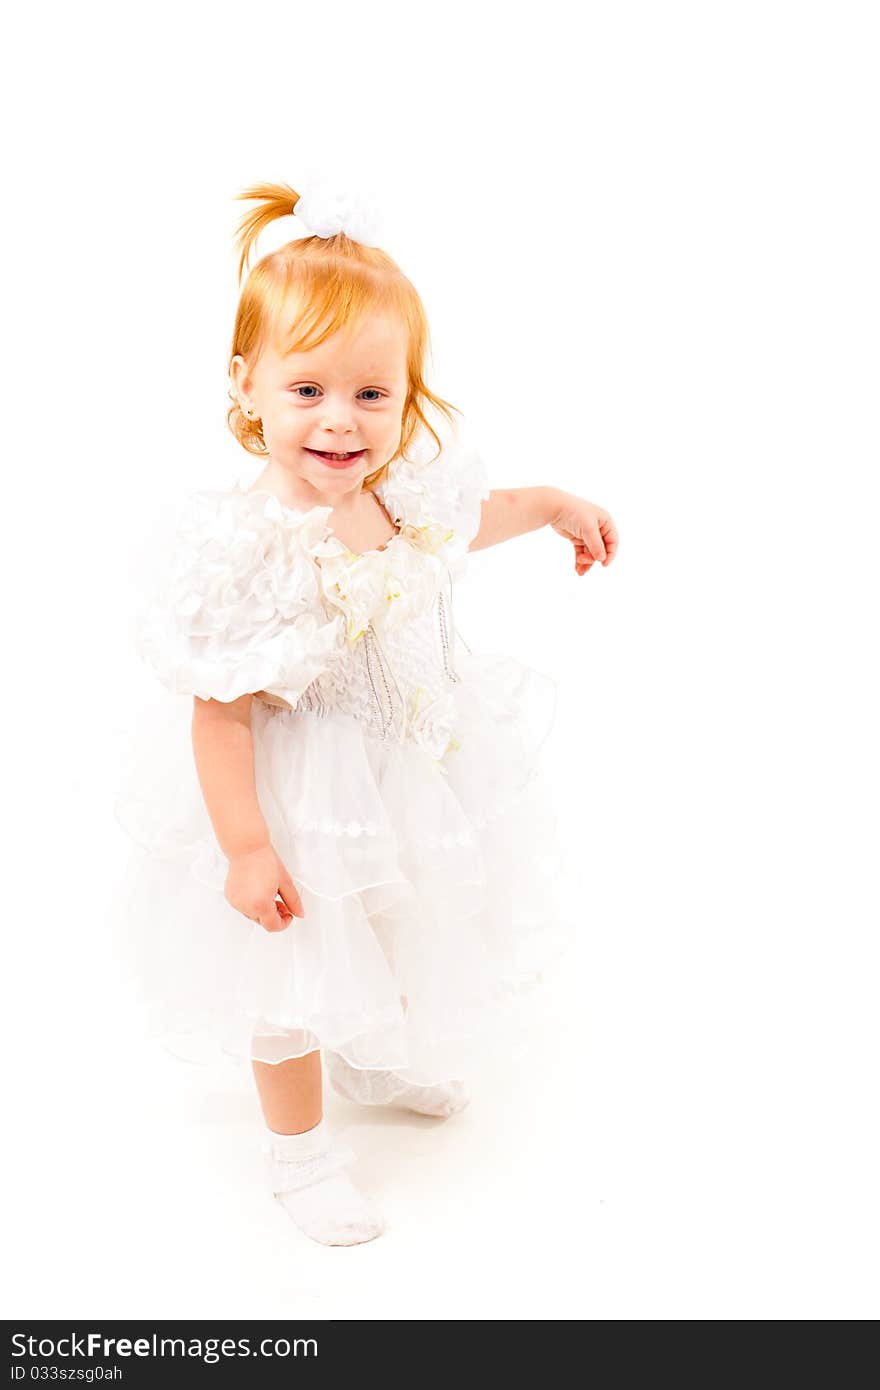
374, 426, 491, 577
135, 488, 345, 705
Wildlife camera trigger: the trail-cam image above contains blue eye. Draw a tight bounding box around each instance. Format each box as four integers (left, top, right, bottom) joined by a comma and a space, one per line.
290, 385, 384, 401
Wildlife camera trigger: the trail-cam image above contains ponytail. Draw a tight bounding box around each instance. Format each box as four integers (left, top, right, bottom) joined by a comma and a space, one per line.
232, 181, 302, 285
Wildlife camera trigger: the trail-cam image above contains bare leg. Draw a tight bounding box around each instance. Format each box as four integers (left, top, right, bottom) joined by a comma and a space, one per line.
256, 1047, 385, 1245
252, 1049, 322, 1134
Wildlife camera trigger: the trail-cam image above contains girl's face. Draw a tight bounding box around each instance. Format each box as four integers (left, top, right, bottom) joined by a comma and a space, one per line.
231, 311, 409, 503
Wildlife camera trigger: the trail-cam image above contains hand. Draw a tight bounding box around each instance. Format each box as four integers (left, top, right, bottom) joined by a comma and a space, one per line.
224, 844, 305, 932
549, 493, 619, 576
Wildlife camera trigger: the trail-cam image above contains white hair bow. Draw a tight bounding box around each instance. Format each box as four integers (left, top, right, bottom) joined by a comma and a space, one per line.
293, 177, 385, 248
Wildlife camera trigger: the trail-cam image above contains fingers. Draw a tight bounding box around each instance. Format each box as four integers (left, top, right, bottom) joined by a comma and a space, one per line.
255, 902, 288, 932
585, 522, 606, 564
246, 895, 296, 933
274, 895, 294, 926
225, 855, 306, 933
277, 872, 305, 920
574, 539, 595, 575
257, 878, 305, 932
256, 903, 293, 932
573, 514, 619, 573
556, 503, 619, 570
599, 515, 619, 564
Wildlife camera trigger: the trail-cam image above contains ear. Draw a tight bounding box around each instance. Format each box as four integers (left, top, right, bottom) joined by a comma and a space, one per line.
229, 354, 252, 401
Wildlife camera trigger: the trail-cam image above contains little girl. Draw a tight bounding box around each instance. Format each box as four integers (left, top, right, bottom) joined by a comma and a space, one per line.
113, 178, 618, 1247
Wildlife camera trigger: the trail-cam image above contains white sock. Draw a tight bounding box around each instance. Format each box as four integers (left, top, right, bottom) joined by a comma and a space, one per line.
325, 1052, 471, 1118
263, 1118, 384, 1247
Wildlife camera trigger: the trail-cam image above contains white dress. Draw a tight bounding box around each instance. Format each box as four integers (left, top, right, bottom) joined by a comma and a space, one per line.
112, 427, 571, 1083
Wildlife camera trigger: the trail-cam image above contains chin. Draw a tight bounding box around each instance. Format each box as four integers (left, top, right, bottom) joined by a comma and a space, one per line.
316, 467, 367, 488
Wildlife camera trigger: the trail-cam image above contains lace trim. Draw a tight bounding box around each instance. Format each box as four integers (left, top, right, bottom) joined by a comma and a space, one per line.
264, 1141, 356, 1196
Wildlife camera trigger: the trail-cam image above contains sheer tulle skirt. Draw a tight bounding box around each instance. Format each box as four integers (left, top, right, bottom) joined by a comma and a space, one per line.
111, 648, 573, 1083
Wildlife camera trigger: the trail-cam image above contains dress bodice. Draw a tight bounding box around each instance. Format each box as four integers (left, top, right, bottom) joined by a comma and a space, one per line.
136, 428, 491, 760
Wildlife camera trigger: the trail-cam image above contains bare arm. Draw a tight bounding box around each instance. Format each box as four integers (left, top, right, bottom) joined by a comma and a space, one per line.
469, 487, 564, 552
191, 693, 303, 928
191, 693, 270, 857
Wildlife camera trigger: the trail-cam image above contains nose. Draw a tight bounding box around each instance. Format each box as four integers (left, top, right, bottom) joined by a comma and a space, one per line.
319, 400, 357, 438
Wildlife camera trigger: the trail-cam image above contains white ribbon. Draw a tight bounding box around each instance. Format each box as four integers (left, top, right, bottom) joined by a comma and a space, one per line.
293, 176, 386, 248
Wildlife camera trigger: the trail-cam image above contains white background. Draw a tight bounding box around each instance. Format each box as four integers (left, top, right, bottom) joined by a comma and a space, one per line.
2, 0, 878, 1320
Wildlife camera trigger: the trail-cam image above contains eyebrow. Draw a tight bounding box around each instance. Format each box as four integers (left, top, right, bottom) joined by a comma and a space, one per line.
282, 369, 399, 383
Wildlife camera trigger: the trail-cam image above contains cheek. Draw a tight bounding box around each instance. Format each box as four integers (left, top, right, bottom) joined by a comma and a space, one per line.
369, 409, 399, 435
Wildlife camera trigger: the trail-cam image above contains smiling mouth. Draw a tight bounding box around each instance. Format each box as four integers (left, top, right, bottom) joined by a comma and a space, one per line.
305, 448, 365, 463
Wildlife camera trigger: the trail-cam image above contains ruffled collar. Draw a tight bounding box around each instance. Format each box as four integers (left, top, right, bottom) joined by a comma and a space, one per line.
226, 428, 488, 643
223, 484, 454, 646
234, 487, 455, 566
